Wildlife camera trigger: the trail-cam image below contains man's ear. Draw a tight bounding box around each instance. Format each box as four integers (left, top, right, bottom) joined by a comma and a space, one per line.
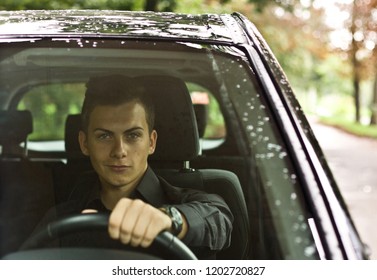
149, 130, 157, 155
78, 130, 90, 156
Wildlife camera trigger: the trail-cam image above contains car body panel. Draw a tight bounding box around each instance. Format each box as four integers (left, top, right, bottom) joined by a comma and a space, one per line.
0, 10, 247, 44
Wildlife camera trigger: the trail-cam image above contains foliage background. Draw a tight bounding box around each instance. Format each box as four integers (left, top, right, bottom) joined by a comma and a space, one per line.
2, 0, 377, 136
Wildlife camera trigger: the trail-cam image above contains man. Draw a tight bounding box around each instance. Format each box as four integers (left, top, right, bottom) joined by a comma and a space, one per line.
71, 74, 233, 258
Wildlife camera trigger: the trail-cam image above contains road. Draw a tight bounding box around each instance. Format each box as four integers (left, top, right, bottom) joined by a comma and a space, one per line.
309, 120, 377, 259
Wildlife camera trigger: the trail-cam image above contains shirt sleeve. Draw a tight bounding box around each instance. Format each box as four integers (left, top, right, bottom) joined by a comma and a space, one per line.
160, 181, 234, 252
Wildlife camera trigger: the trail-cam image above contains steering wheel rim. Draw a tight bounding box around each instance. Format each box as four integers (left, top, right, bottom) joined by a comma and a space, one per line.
20, 213, 197, 260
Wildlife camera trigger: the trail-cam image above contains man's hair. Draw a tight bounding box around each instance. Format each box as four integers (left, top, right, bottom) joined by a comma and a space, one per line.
81, 75, 155, 133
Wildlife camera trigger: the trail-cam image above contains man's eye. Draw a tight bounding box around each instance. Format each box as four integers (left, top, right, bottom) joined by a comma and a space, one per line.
98, 133, 111, 140
127, 132, 141, 140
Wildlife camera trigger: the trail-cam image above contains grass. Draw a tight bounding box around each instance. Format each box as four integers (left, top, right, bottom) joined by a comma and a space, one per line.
298, 93, 377, 139
319, 116, 377, 139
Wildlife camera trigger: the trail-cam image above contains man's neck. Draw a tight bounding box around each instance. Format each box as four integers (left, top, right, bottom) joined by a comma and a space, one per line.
99, 167, 148, 210
99, 180, 139, 210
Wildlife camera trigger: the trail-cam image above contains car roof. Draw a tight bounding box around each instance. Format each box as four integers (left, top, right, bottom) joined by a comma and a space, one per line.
0, 10, 248, 44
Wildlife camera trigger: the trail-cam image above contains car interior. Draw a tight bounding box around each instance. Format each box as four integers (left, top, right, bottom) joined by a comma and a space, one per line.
0, 38, 310, 260
0, 73, 251, 260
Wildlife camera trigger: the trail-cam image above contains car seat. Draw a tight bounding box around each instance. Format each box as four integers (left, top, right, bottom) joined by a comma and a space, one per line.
139, 75, 250, 259
0, 110, 55, 256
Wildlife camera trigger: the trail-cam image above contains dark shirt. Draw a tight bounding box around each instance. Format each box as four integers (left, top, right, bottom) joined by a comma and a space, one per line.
25, 167, 233, 259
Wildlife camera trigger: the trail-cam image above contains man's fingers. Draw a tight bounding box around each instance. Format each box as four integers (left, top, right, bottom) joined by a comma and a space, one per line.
138, 208, 172, 248
81, 209, 98, 214
108, 198, 131, 240
129, 205, 152, 247
109, 198, 173, 248
118, 199, 145, 245
139, 222, 160, 248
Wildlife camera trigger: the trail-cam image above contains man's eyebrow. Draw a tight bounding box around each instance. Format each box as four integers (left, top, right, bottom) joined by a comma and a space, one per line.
93, 128, 112, 133
124, 127, 144, 133
93, 127, 144, 133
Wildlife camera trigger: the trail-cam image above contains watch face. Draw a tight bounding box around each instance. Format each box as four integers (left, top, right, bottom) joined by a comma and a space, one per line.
171, 207, 180, 219
169, 206, 183, 235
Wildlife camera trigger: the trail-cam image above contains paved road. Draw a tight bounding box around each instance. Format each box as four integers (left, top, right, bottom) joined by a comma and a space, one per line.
309, 120, 377, 259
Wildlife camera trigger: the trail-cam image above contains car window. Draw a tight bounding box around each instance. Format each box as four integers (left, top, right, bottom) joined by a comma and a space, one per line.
188, 83, 226, 151
189, 85, 225, 138
17, 83, 85, 151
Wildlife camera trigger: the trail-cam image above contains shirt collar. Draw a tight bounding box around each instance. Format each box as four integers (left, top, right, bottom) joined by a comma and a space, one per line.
135, 166, 166, 207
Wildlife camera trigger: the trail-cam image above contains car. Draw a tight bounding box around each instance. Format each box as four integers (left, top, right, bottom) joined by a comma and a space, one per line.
0, 9, 369, 260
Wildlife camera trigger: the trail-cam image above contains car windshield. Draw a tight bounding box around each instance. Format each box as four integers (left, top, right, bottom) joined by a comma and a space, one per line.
0, 38, 319, 260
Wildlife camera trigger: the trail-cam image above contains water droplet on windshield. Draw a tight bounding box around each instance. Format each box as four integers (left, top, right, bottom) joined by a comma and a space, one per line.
246, 125, 254, 131
294, 237, 302, 244
304, 245, 316, 257
279, 152, 287, 159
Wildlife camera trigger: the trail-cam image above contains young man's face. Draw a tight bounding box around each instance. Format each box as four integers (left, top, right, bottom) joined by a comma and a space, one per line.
79, 100, 157, 191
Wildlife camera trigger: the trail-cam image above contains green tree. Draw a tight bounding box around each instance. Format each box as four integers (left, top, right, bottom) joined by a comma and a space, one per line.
0, 0, 177, 11
18, 84, 85, 140
327, 0, 377, 124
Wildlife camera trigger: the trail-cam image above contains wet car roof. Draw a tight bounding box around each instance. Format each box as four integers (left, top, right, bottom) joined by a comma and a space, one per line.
0, 10, 248, 44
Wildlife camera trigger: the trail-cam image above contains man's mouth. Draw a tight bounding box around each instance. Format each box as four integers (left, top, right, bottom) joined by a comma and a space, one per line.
107, 165, 130, 172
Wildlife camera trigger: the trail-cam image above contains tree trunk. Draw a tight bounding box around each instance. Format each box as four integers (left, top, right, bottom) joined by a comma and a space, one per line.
351, 1, 361, 123
353, 71, 361, 123
371, 76, 377, 125
144, 0, 158, 11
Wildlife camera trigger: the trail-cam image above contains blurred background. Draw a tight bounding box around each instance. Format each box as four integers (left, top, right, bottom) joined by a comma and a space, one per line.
1, 0, 376, 259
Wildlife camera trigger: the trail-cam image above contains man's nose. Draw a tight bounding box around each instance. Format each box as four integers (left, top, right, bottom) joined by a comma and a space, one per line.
110, 137, 127, 158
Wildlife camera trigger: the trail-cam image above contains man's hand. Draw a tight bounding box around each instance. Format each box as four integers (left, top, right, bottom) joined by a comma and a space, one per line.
108, 198, 172, 248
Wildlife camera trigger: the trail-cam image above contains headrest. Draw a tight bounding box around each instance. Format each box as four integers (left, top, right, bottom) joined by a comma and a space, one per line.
193, 104, 208, 138
65, 75, 200, 161
137, 75, 199, 161
0, 110, 33, 146
65, 114, 82, 158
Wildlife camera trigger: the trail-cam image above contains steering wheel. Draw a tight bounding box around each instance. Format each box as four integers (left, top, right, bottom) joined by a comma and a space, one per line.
10, 213, 197, 260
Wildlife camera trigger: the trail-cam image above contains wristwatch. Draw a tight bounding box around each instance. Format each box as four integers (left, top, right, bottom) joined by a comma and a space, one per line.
160, 205, 183, 236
